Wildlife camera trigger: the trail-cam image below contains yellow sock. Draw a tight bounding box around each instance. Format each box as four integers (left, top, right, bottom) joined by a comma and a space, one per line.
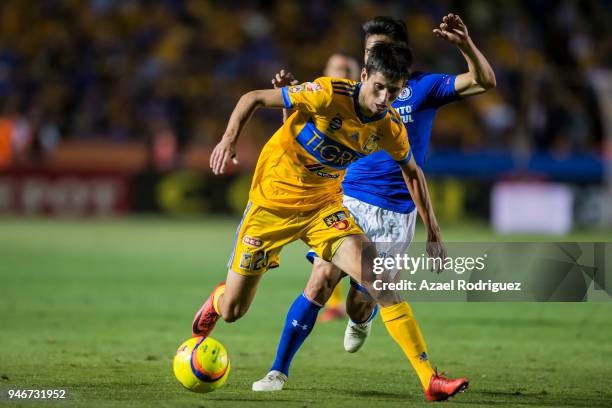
381, 301, 434, 390
326, 284, 343, 309
212, 284, 226, 315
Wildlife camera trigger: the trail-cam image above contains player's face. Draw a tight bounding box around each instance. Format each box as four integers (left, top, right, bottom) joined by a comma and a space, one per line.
324, 54, 360, 81
364, 34, 393, 64
359, 69, 404, 116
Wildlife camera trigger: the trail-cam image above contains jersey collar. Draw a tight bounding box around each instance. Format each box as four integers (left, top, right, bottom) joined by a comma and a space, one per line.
353, 83, 388, 124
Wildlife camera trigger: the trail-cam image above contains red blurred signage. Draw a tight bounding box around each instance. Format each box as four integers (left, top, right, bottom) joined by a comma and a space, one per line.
0, 170, 132, 216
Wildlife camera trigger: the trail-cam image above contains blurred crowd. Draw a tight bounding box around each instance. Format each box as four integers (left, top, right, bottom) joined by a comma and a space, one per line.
0, 0, 610, 168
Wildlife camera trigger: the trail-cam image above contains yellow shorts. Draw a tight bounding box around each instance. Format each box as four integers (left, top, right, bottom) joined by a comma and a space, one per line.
227, 200, 364, 276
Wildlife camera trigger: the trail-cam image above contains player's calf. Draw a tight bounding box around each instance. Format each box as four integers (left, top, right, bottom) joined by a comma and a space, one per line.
217, 296, 249, 322
346, 281, 376, 322
192, 270, 262, 336
331, 234, 401, 307
216, 269, 262, 322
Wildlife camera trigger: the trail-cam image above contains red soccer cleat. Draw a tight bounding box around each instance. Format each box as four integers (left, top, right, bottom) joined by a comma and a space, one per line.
191, 282, 225, 338
319, 306, 346, 322
424, 370, 469, 401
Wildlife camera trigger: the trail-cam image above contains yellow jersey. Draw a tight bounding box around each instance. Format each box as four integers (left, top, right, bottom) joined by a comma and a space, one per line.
249, 76, 412, 211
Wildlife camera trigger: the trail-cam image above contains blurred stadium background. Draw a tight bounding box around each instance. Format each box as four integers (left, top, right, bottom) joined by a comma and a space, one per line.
1, 1, 612, 407
0, 0, 610, 235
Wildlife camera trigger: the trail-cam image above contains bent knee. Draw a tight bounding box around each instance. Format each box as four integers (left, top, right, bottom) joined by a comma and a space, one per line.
306, 260, 343, 302
312, 259, 338, 279
304, 277, 331, 304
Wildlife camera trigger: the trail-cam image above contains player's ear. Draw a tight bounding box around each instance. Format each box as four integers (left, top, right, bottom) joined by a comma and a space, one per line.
360, 67, 368, 83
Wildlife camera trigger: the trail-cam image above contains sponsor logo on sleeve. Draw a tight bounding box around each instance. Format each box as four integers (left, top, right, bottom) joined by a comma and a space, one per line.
304, 82, 323, 92
289, 85, 304, 93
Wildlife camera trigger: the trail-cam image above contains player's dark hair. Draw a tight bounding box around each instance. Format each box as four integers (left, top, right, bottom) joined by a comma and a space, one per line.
362, 16, 409, 45
365, 42, 412, 83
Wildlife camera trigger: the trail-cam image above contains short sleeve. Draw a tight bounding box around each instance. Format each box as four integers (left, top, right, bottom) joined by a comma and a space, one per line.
281, 77, 333, 114
422, 73, 460, 108
381, 111, 412, 164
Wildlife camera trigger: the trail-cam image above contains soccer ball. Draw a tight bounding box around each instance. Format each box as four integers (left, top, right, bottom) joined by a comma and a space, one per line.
173, 336, 231, 393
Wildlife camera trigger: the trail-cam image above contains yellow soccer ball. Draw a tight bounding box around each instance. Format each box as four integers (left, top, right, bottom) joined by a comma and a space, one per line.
173, 336, 230, 393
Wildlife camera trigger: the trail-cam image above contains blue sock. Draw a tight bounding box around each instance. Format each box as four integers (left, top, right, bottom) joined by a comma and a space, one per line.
270, 293, 321, 376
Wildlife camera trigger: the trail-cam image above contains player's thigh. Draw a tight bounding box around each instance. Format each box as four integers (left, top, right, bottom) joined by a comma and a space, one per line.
333, 235, 401, 306
304, 257, 345, 305
340, 198, 415, 305
330, 234, 375, 283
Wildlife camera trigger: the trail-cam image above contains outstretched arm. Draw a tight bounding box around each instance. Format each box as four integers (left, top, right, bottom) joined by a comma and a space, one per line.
210, 88, 285, 175
434, 13, 496, 97
399, 157, 447, 271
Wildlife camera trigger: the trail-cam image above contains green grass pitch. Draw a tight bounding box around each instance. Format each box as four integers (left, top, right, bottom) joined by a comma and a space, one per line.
1, 218, 611, 407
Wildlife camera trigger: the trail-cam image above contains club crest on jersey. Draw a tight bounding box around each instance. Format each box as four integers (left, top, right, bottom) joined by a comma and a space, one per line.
305, 163, 340, 178
362, 134, 381, 153
324, 211, 349, 230
397, 86, 412, 101
242, 235, 262, 247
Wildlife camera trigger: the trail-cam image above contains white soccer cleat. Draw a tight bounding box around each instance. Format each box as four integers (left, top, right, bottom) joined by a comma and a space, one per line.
344, 319, 373, 353
252, 370, 288, 392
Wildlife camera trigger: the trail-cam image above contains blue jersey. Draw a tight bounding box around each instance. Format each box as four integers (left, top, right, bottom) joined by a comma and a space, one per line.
342, 71, 460, 213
